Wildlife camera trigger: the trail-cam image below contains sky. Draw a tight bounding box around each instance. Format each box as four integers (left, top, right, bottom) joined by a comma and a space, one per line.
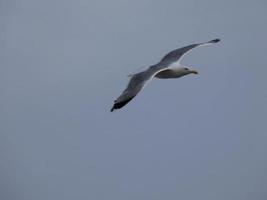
1, 0, 267, 199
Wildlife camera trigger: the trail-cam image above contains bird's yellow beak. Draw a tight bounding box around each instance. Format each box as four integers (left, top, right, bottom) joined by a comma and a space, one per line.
191, 70, 198, 74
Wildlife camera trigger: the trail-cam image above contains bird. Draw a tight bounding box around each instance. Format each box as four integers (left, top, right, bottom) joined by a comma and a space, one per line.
111, 38, 220, 112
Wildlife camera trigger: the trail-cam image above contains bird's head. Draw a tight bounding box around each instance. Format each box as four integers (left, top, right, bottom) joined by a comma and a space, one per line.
182, 67, 198, 75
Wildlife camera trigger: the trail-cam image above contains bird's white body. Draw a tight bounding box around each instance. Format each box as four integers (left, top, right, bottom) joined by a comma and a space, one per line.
155, 63, 193, 79
155, 68, 185, 78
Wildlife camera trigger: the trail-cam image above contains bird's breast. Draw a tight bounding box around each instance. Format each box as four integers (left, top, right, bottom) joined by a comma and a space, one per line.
155, 69, 184, 79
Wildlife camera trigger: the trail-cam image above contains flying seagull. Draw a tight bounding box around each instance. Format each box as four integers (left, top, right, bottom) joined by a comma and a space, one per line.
111, 38, 220, 112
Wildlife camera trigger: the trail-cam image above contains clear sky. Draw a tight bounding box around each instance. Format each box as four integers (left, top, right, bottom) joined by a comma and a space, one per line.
1, 0, 267, 199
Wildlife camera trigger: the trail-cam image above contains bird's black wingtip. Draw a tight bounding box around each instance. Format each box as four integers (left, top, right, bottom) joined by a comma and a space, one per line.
110, 96, 135, 112
210, 38, 221, 43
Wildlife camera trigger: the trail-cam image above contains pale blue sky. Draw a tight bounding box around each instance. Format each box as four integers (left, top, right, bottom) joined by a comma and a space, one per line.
1, 0, 267, 199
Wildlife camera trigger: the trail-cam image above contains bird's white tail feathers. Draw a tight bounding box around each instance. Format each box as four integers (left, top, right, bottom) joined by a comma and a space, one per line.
127, 65, 149, 78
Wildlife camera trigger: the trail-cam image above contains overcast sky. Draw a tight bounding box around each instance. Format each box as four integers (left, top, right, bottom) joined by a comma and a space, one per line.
1, 0, 267, 199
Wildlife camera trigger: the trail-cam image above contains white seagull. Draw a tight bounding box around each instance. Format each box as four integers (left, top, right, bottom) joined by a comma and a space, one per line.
111, 38, 220, 112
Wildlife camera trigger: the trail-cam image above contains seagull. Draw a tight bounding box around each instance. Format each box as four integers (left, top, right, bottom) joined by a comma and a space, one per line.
111, 38, 220, 112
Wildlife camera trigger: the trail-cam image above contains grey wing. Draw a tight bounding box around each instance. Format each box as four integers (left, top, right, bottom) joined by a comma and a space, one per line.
111, 64, 168, 111
111, 72, 149, 111
159, 39, 220, 65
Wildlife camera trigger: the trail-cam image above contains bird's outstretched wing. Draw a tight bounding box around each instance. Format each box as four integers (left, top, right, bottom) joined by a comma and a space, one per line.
111, 64, 168, 112
159, 39, 220, 66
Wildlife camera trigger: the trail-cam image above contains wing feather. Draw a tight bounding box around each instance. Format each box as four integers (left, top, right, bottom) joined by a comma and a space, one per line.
111, 64, 168, 111
159, 39, 220, 65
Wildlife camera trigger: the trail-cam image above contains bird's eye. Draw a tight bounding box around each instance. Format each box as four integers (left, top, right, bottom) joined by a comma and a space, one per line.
184, 68, 189, 70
